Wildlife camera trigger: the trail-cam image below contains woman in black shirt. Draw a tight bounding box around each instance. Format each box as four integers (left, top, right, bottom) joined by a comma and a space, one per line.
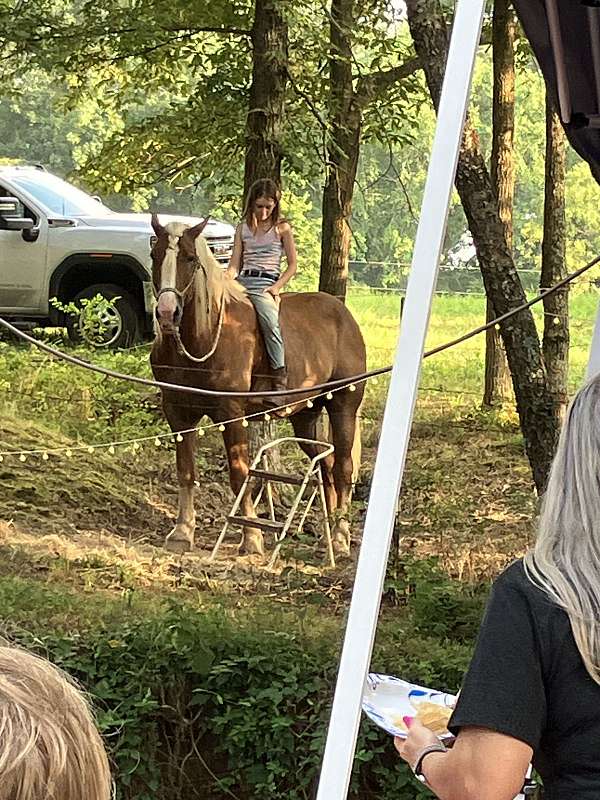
395, 375, 600, 799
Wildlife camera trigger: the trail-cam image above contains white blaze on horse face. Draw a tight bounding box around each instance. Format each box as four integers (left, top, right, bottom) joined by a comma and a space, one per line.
156, 234, 181, 325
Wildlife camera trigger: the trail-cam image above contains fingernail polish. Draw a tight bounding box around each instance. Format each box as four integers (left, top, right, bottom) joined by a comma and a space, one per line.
402, 715, 414, 727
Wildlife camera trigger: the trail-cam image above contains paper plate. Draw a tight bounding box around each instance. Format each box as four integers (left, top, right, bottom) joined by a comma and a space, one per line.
362, 673, 457, 739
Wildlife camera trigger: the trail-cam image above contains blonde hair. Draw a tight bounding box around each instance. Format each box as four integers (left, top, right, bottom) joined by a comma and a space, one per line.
524, 373, 600, 685
0, 645, 112, 800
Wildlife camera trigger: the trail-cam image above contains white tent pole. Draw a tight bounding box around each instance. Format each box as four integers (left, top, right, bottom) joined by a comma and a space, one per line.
314, 2, 486, 799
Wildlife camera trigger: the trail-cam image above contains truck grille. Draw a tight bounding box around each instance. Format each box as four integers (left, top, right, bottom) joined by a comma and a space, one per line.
207, 236, 234, 265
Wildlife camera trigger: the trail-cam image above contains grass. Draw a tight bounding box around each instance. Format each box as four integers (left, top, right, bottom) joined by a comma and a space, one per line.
0, 287, 595, 599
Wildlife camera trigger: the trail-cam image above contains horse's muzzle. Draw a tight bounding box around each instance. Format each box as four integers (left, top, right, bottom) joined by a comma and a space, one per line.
155, 289, 182, 331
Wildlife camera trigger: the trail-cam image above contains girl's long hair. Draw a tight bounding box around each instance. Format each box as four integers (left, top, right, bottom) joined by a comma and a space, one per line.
524, 374, 600, 684
242, 178, 283, 231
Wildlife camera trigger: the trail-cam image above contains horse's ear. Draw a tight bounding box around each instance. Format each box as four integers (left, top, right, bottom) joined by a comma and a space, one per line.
150, 212, 165, 237
188, 216, 210, 239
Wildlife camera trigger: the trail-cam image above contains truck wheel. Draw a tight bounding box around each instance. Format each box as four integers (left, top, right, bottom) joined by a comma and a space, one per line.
67, 284, 140, 349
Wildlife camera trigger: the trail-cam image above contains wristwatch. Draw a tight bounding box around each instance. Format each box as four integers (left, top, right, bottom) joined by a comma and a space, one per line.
412, 742, 448, 784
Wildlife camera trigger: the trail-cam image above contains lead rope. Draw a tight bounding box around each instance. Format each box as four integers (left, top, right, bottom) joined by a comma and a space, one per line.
173, 289, 226, 363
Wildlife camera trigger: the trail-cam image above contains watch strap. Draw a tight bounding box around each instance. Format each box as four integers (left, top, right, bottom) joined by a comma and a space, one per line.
412, 742, 448, 783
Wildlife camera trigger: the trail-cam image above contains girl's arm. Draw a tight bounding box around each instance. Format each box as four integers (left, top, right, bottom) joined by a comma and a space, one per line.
266, 223, 297, 296
395, 720, 531, 800
225, 224, 243, 279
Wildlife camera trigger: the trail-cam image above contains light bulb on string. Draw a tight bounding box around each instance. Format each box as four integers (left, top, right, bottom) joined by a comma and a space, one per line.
553, 316, 560, 325
326, 392, 333, 400
154, 437, 161, 447
0, 455, 3, 463
307, 399, 314, 409
242, 418, 249, 428
285, 406, 292, 415
197, 428, 205, 437
176, 433, 183, 443
218, 424, 226, 432
108, 445, 115, 455
19, 454, 26, 462
65, 448, 73, 458
87, 445, 94, 454
263, 413, 271, 421
42, 452, 49, 461
349, 384, 356, 392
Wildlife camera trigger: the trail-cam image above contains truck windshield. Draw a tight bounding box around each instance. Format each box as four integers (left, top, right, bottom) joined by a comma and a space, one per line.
11, 173, 113, 217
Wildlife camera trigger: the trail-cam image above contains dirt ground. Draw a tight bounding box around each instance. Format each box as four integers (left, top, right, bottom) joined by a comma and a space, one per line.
0, 406, 536, 608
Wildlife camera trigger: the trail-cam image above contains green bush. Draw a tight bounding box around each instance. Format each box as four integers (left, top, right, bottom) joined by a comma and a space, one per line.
0, 578, 476, 800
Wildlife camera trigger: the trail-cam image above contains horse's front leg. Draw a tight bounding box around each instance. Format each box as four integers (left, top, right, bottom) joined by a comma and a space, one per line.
222, 420, 264, 556
165, 430, 198, 554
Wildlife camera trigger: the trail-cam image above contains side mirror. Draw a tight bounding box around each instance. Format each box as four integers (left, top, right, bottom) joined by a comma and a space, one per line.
0, 196, 34, 231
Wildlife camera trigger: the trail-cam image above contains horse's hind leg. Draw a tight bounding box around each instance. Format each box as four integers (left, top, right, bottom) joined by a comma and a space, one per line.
166, 430, 198, 554
327, 397, 360, 554
290, 409, 337, 515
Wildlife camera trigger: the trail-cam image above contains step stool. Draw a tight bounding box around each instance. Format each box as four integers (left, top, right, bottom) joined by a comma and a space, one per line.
209, 437, 336, 568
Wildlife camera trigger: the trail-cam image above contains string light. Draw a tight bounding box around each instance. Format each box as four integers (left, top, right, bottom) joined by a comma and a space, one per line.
0, 376, 373, 462
553, 316, 560, 325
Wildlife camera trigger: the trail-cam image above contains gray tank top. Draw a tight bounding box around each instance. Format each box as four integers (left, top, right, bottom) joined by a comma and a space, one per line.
240, 222, 283, 277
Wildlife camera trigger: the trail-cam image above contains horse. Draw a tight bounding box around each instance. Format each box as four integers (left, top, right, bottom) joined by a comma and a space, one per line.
149, 215, 366, 557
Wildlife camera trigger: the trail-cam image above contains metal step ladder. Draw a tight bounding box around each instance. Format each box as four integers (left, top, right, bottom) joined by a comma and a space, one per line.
209, 437, 336, 568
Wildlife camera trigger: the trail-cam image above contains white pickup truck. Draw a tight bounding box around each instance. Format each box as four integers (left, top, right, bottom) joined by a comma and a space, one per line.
0, 165, 235, 347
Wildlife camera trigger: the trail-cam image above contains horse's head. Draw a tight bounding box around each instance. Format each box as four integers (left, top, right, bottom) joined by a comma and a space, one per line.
150, 213, 209, 333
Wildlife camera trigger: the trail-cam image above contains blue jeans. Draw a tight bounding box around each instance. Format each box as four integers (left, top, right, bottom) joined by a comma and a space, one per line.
237, 276, 285, 369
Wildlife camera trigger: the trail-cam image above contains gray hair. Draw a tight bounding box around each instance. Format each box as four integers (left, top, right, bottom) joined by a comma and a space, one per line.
524, 374, 600, 684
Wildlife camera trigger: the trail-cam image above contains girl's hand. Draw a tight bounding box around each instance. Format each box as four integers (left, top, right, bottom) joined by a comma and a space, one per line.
265, 286, 280, 302
394, 717, 442, 770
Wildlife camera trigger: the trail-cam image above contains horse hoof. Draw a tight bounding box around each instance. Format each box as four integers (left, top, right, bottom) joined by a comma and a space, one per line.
239, 529, 265, 556
333, 537, 350, 556
165, 526, 194, 554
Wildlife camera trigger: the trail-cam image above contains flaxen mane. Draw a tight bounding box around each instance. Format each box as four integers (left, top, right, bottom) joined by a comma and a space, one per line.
160, 222, 247, 343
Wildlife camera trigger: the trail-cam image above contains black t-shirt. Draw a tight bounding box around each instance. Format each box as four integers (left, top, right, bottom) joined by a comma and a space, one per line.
449, 559, 600, 799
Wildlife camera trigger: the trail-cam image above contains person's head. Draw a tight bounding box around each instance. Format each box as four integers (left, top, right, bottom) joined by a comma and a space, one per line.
0, 645, 112, 800
524, 373, 600, 684
243, 178, 282, 229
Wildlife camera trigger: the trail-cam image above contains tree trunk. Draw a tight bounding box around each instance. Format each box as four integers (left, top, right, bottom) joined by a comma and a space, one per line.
405, 0, 560, 493
483, 0, 514, 408
243, 0, 288, 199
319, 0, 361, 302
541, 96, 569, 423
244, 0, 289, 470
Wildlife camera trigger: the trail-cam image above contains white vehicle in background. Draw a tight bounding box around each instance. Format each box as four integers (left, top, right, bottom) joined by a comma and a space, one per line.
0, 165, 235, 348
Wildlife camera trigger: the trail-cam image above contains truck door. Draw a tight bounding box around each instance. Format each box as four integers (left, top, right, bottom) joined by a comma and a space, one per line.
0, 185, 48, 313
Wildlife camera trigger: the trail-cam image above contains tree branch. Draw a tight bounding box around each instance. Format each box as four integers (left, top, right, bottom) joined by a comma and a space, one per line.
355, 56, 420, 107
